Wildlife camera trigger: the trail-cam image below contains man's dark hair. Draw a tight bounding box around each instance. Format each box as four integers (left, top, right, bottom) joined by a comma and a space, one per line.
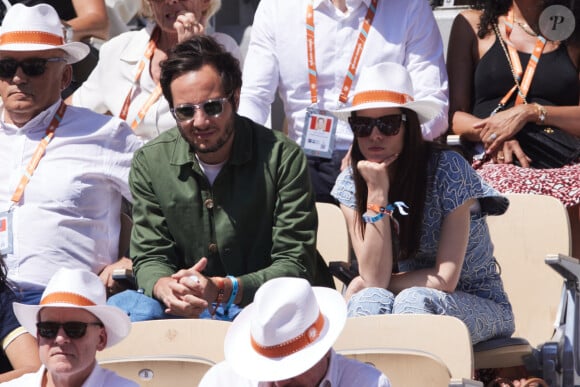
160, 35, 242, 108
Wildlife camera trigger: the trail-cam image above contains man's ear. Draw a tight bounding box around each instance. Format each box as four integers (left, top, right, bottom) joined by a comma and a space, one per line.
60, 64, 72, 92
96, 327, 108, 351
232, 89, 240, 112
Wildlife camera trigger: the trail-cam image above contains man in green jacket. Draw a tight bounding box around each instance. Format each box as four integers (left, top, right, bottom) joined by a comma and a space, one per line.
108, 35, 333, 321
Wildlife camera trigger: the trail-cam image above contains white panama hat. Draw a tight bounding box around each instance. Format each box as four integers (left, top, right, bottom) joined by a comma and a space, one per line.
0, 3, 89, 64
13, 268, 131, 348
332, 62, 442, 124
224, 277, 347, 382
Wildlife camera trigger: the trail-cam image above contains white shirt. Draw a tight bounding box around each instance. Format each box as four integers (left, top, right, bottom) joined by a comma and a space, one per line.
199, 349, 391, 387
73, 22, 242, 141
238, 0, 449, 150
0, 101, 142, 293
0, 364, 139, 386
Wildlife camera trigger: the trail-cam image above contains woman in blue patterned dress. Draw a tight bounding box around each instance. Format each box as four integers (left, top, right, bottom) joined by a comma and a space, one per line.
330, 62, 514, 344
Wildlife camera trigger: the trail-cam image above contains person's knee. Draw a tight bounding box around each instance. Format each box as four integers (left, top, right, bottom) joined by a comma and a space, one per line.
107, 289, 167, 322
347, 287, 394, 317
392, 287, 443, 315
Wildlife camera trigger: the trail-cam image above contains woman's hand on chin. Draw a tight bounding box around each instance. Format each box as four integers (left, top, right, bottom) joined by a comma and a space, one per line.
357, 159, 391, 200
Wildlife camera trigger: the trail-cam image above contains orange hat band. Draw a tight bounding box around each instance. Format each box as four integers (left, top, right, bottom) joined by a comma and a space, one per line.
40, 292, 96, 307
0, 31, 64, 47
250, 312, 325, 358
352, 90, 414, 107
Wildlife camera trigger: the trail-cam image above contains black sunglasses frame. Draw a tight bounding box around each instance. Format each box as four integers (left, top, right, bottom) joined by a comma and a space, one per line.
171, 97, 229, 122
348, 113, 407, 138
0, 57, 67, 79
36, 321, 104, 339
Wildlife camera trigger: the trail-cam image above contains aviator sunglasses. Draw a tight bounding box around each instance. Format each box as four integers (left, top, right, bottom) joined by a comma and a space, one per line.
36, 321, 104, 339
171, 97, 229, 122
0, 57, 67, 79
348, 113, 406, 138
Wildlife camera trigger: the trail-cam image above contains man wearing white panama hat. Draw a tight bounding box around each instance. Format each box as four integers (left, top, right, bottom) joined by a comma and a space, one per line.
239, 0, 448, 205
0, 4, 142, 305
3, 267, 137, 386
200, 277, 390, 386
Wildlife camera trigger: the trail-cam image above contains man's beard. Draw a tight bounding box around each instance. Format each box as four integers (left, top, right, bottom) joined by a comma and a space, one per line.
184, 115, 235, 154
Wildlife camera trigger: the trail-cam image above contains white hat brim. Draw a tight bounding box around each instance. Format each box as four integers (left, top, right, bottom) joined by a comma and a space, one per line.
332, 100, 442, 125
0, 41, 90, 64
224, 287, 347, 382
13, 302, 131, 348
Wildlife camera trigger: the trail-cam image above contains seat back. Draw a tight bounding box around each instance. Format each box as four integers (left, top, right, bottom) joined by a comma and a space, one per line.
316, 202, 350, 290
334, 314, 474, 382
486, 193, 570, 348
97, 319, 231, 386
99, 357, 213, 386
118, 212, 132, 259
341, 348, 453, 386
433, 5, 469, 60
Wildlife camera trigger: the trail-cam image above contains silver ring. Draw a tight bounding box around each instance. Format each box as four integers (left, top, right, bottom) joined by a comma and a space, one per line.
488, 133, 497, 141
189, 275, 199, 283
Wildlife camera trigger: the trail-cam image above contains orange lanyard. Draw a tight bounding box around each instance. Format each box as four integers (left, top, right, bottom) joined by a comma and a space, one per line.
306, 0, 378, 105
119, 27, 163, 131
11, 102, 67, 204
501, 8, 547, 106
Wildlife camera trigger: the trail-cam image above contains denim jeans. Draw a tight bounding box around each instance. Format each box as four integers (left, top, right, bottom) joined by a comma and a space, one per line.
107, 289, 242, 322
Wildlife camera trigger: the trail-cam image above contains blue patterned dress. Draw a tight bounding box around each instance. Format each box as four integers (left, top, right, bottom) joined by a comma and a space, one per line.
331, 150, 515, 344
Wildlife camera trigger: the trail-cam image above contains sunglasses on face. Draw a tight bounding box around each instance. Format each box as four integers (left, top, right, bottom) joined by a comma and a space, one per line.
348, 113, 406, 138
36, 321, 104, 339
0, 57, 67, 79
171, 97, 229, 122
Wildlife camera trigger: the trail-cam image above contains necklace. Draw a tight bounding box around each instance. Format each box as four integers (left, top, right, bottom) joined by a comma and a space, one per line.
515, 19, 539, 37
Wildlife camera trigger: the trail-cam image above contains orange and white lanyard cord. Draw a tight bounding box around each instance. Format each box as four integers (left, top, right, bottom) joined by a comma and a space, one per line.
500, 8, 547, 106
10, 101, 67, 205
119, 26, 163, 131
306, 0, 378, 105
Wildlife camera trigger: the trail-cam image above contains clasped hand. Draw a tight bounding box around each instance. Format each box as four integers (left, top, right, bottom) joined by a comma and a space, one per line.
154, 257, 218, 318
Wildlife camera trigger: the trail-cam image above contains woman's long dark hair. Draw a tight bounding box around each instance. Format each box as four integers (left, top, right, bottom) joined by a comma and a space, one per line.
470, 0, 511, 38
351, 108, 443, 262
470, 0, 580, 41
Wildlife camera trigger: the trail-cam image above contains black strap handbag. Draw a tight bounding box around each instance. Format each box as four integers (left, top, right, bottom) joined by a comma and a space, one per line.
515, 123, 580, 169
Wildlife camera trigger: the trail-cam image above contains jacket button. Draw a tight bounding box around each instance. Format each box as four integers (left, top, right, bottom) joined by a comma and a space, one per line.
208, 243, 218, 254
204, 199, 214, 209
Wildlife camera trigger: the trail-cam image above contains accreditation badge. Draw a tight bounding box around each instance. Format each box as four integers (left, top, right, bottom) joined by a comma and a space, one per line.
0, 210, 13, 255
300, 107, 337, 159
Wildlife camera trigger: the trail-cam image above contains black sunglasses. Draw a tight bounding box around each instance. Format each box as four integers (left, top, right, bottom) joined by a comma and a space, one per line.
171, 97, 229, 122
348, 114, 406, 137
36, 321, 104, 339
0, 57, 67, 79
